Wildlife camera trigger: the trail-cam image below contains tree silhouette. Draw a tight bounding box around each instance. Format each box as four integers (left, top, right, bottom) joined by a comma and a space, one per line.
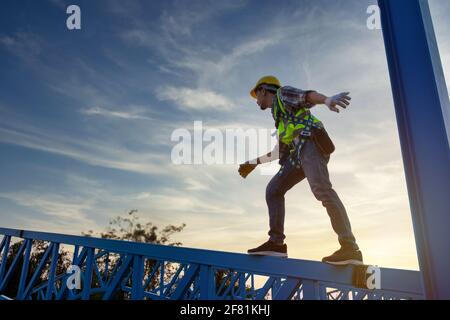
2, 240, 72, 299
2, 209, 186, 299
83, 209, 186, 246
2, 210, 248, 299
81, 209, 186, 299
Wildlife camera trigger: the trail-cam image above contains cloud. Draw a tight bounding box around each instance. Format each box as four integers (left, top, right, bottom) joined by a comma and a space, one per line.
184, 178, 209, 191
0, 32, 43, 63
0, 118, 169, 175
131, 190, 247, 218
0, 191, 97, 230
159, 1, 247, 37
80, 106, 153, 120
164, 34, 285, 92
156, 86, 236, 111
117, 2, 285, 106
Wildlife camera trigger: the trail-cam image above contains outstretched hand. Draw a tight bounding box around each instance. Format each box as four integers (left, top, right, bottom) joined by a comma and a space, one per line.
238, 162, 258, 179
325, 92, 351, 113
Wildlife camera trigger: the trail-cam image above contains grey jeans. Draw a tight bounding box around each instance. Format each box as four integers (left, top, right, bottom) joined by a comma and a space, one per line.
266, 139, 358, 250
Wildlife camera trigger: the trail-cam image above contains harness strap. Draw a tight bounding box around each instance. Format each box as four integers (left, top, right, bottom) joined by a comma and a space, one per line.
274, 89, 324, 169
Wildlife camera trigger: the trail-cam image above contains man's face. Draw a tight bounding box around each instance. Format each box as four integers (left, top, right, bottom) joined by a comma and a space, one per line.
256, 89, 270, 110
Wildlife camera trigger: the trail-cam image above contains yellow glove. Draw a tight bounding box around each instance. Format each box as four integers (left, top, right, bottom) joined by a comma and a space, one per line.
238, 162, 258, 179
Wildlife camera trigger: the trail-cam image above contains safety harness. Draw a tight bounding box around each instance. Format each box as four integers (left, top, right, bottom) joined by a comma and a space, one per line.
273, 90, 324, 169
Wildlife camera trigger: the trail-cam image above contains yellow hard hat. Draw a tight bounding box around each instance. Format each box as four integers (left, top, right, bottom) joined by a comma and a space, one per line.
250, 75, 281, 99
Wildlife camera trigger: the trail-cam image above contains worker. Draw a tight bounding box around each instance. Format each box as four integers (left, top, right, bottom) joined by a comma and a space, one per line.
239, 76, 363, 266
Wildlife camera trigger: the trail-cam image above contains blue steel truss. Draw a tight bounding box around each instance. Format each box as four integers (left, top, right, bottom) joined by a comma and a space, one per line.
0, 228, 423, 300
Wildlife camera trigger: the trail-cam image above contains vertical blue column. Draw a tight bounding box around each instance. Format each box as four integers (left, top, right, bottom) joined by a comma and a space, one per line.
378, 0, 450, 299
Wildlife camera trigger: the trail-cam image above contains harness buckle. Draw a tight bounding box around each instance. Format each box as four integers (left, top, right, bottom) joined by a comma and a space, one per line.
300, 130, 312, 137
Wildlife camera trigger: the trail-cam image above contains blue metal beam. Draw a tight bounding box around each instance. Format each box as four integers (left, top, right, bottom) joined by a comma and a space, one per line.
0, 227, 424, 296
255, 277, 276, 300
81, 248, 95, 300
171, 264, 200, 300
19, 243, 54, 300
273, 278, 301, 300
131, 255, 144, 300
17, 239, 32, 299
0, 236, 11, 287
378, 0, 450, 299
0, 239, 27, 292
199, 265, 215, 300
301, 280, 320, 300
102, 254, 133, 300
45, 243, 60, 300
0, 227, 425, 299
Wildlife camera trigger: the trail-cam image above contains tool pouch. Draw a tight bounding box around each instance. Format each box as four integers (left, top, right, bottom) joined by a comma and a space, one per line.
312, 127, 335, 156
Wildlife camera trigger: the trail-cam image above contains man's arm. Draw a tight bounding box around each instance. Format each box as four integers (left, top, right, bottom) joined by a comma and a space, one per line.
238, 142, 280, 179
306, 91, 351, 113
306, 91, 327, 105
279, 87, 351, 113
252, 142, 280, 164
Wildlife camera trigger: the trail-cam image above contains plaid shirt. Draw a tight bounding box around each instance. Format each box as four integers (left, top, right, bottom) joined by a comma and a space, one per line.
273, 86, 316, 115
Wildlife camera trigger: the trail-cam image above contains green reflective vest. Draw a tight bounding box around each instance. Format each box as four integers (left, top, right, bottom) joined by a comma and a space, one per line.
273, 89, 323, 147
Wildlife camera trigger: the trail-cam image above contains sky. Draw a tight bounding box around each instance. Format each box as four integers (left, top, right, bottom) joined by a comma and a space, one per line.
0, 0, 449, 271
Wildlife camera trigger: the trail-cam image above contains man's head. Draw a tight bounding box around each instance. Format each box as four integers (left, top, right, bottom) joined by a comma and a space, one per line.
250, 76, 281, 110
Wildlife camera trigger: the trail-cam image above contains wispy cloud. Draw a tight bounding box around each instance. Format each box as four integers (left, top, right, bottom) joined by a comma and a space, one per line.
156, 86, 235, 111
159, 1, 247, 38
0, 32, 43, 63
80, 106, 153, 120
166, 34, 283, 79
0, 118, 169, 175
0, 191, 98, 231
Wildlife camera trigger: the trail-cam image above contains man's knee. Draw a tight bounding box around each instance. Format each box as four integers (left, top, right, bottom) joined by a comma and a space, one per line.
310, 183, 335, 203
266, 182, 284, 201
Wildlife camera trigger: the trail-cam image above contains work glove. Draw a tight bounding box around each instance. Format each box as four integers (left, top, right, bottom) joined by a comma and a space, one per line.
238, 162, 258, 179
325, 92, 351, 113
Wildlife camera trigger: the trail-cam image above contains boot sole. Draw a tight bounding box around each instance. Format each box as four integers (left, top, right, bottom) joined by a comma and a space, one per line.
248, 251, 288, 258
323, 259, 364, 266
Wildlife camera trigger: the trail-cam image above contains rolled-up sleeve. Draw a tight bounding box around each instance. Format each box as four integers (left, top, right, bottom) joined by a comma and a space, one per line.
279, 86, 316, 113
